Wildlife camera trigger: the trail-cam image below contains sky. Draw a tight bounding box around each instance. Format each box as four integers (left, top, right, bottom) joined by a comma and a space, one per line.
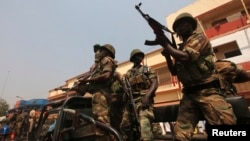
0, 0, 196, 108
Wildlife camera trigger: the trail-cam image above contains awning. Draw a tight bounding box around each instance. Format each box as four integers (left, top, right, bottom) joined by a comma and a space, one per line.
25, 99, 48, 106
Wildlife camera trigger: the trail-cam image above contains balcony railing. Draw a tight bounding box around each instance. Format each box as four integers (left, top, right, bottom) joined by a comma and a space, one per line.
205, 15, 249, 39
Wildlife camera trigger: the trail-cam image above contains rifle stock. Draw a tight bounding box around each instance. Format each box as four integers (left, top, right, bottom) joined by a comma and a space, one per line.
123, 77, 141, 140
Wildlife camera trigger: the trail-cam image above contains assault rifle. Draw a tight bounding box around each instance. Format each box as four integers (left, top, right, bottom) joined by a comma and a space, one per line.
76, 63, 99, 86
54, 67, 98, 96
135, 3, 176, 48
53, 82, 87, 97
123, 76, 141, 140
135, 3, 178, 75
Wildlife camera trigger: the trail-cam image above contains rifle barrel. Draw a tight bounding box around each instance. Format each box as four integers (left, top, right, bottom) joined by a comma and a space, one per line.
123, 77, 141, 139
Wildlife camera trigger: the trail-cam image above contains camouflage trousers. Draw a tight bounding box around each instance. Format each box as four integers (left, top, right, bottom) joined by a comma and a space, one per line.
120, 96, 155, 141
92, 90, 112, 141
15, 122, 23, 138
175, 87, 236, 141
152, 122, 163, 135
110, 92, 124, 132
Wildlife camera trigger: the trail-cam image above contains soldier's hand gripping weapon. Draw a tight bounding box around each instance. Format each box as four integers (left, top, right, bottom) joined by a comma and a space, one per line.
54, 66, 98, 96
123, 76, 141, 140
135, 3, 176, 48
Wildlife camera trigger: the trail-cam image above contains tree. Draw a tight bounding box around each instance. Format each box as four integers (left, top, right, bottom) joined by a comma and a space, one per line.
0, 99, 9, 116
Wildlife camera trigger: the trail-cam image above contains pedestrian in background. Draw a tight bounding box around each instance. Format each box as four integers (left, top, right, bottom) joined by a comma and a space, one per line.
28, 107, 36, 132
15, 109, 24, 139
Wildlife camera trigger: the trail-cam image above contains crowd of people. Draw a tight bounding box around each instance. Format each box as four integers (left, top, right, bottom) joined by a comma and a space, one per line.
0, 107, 39, 140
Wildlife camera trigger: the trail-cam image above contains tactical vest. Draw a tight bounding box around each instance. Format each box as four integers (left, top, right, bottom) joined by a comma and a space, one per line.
127, 65, 151, 93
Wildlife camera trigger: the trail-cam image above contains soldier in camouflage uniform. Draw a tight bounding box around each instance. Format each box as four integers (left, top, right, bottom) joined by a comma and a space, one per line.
92, 44, 124, 133
215, 60, 250, 96
109, 71, 124, 133
15, 109, 24, 138
79, 44, 117, 141
159, 13, 236, 141
120, 49, 158, 141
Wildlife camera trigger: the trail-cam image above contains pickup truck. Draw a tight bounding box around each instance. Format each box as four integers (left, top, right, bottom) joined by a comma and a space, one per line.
28, 96, 122, 141
28, 94, 250, 141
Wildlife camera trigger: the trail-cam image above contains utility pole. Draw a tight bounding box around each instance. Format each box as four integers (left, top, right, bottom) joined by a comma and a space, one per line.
1, 71, 10, 99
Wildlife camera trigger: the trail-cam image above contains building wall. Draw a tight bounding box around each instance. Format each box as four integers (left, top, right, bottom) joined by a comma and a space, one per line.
210, 28, 250, 64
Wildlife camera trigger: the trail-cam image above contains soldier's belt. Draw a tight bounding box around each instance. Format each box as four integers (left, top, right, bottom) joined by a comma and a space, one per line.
183, 80, 220, 93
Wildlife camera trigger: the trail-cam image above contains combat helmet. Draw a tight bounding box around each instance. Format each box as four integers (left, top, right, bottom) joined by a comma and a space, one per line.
130, 49, 144, 62
172, 12, 197, 32
101, 44, 115, 59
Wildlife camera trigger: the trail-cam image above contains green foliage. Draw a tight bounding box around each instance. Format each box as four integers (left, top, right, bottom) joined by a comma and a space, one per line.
0, 99, 9, 116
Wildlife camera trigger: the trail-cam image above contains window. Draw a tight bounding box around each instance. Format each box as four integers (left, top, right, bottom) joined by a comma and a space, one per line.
213, 41, 241, 60
155, 66, 172, 84
224, 50, 242, 58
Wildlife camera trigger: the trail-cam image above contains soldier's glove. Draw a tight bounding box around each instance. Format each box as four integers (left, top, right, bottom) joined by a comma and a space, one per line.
141, 95, 150, 109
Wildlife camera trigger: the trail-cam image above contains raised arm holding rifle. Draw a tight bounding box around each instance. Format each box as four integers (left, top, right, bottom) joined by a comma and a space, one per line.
135, 3, 236, 140
135, 3, 177, 75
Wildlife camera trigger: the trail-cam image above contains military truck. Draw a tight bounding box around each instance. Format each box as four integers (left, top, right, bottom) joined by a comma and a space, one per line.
28, 92, 250, 141
28, 96, 122, 141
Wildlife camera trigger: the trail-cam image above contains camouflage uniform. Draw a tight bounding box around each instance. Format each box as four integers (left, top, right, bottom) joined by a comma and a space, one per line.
152, 122, 163, 135
160, 13, 236, 141
215, 60, 250, 96
110, 71, 124, 132
87, 44, 117, 141
15, 111, 24, 138
120, 49, 158, 141
87, 44, 124, 132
